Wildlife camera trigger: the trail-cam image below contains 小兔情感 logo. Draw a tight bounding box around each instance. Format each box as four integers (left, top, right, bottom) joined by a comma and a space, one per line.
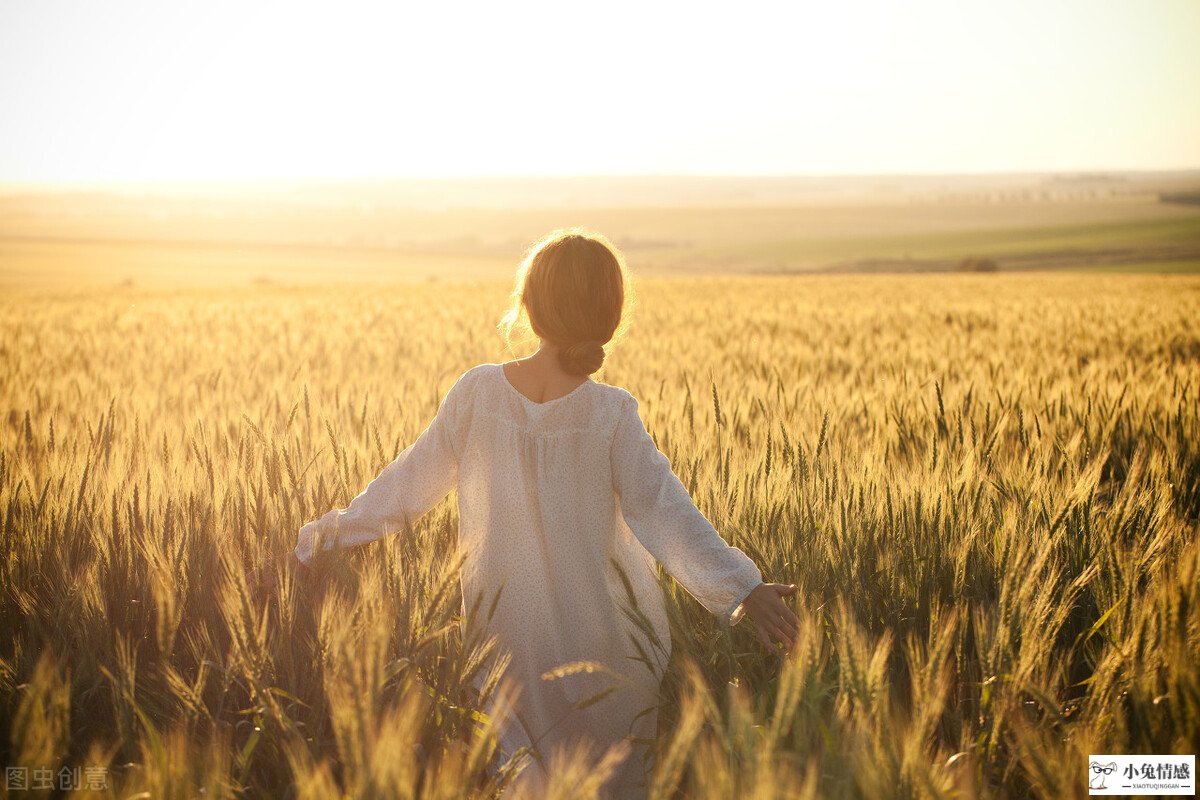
1088, 755, 1194, 795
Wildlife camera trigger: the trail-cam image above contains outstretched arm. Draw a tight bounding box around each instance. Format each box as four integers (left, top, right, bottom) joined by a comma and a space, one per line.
610, 393, 764, 627
294, 372, 470, 565
610, 393, 800, 651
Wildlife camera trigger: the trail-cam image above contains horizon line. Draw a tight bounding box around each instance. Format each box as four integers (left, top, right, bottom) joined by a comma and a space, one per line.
2, 166, 1200, 191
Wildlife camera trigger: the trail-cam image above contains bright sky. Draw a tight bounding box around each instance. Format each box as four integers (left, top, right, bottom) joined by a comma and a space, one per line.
1, 0, 1198, 183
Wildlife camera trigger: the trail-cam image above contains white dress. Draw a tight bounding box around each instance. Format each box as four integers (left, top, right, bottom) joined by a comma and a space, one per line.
294, 362, 764, 798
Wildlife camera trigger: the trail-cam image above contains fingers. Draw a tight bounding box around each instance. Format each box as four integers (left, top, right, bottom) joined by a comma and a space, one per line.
768, 618, 797, 651
764, 584, 800, 643
775, 600, 800, 631
246, 562, 281, 600
754, 622, 773, 652
755, 618, 795, 654
746, 582, 802, 654
287, 551, 311, 576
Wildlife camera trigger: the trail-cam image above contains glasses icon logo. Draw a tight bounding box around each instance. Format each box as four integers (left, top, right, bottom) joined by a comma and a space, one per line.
1090, 761, 1117, 790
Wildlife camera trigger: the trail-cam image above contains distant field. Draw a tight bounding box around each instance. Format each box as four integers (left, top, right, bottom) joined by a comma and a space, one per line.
2, 174, 1200, 288
1075, 259, 1200, 273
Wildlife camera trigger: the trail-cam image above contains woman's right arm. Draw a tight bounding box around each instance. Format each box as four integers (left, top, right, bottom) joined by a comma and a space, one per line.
294, 367, 473, 566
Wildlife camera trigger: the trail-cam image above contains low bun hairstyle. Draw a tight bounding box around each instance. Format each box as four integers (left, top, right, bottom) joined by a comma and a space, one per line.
559, 340, 606, 376
498, 228, 634, 376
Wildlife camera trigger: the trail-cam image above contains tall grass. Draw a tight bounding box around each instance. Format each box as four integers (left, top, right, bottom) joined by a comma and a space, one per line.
1, 273, 1197, 798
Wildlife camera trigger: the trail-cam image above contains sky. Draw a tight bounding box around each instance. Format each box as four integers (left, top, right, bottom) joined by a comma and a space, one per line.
1, 0, 1198, 183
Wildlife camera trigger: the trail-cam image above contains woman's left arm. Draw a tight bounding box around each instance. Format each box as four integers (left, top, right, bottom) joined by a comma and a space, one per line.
294, 370, 472, 565
610, 393, 765, 627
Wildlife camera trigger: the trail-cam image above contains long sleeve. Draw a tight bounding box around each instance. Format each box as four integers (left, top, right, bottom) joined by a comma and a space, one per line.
610, 393, 763, 627
294, 371, 470, 566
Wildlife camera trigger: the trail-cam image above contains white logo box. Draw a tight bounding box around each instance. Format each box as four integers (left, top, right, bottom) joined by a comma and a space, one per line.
1089, 755, 1195, 796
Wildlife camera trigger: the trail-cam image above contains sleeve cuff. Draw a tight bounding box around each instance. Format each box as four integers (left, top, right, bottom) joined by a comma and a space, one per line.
724, 577, 761, 628
294, 518, 320, 566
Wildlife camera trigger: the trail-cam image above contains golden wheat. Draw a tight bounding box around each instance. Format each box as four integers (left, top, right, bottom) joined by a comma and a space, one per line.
1, 273, 1197, 798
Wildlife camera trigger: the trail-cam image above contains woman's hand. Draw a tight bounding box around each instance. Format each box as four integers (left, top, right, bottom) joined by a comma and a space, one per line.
742, 582, 800, 655
247, 551, 308, 600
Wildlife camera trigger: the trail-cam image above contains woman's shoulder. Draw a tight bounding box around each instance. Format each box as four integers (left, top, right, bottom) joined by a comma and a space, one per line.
587, 377, 637, 409
452, 363, 637, 429
586, 379, 643, 436
439, 363, 495, 408
457, 363, 498, 385
459, 362, 632, 403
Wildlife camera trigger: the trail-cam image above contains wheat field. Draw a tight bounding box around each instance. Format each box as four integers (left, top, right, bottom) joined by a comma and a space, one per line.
1, 272, 1197, 798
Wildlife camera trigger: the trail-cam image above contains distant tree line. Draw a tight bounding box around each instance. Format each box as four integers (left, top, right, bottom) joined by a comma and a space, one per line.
956, 256, 999, 272
1160, 191, 1200, 206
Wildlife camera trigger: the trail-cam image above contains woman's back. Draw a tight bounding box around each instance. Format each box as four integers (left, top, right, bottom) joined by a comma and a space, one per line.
458, 362, 643, 616
453, 362, 670, 795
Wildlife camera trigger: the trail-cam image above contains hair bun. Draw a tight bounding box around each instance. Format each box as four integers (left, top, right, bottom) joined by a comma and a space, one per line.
558, 340, 606, 376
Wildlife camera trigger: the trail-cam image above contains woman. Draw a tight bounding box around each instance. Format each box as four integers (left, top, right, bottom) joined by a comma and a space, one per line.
279, 228, 800, 797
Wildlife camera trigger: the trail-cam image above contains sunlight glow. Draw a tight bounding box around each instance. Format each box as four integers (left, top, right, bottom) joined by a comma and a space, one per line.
1, 0, 1198, 183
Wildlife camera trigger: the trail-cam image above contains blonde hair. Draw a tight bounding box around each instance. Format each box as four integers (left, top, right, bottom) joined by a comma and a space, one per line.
498, 227, 635, 376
